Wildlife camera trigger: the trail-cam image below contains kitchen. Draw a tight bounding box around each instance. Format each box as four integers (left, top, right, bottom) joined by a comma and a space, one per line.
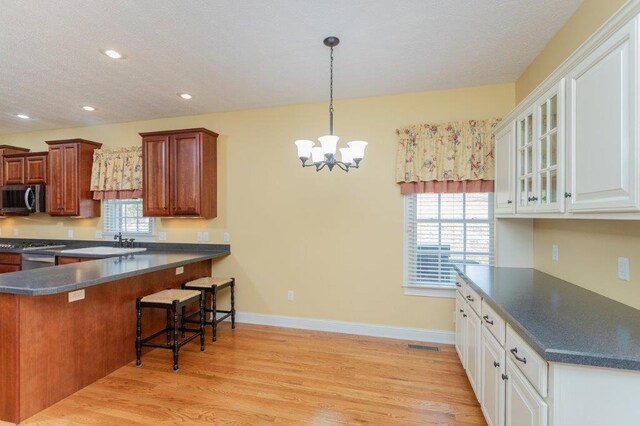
0, 0, 640, 423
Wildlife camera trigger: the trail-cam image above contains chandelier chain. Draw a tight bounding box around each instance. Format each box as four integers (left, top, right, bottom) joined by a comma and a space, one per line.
329, 45, 334, 135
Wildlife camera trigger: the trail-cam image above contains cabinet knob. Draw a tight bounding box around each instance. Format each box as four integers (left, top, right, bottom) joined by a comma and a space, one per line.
501, 373, 508, 381
564, 192, 572, 198
527, 196, 532, 202
493, 361, 500, 368
463, 314, 467, 318
507, 200, 513, 204
459, 309, 464, 313
531, 196, 538, 201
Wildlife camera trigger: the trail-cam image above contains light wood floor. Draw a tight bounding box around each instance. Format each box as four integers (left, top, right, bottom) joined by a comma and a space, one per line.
21, 323, 485, 425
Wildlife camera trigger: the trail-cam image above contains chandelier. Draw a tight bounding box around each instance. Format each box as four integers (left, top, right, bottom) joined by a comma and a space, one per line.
294, 36, 368, 172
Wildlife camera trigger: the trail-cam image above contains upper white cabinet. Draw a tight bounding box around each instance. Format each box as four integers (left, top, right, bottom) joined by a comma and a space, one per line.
566, 17, 639, 212
516, 108, 536, 212
495, 123, 516, 214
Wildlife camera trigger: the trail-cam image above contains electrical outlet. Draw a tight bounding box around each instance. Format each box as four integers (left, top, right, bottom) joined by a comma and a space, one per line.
158, 231, 167, 241
196, 232, 203, 242
176, 266, 184, 275
223, 232, 230, 243
552, 244, 559, 262
202, 232, 209, 241
68, 289, 85, 303
95, 230, 103, 239
12, 228, 19, 236
67, 229, 74, 238
287, 290, 294, 301
618, 257, 630, 281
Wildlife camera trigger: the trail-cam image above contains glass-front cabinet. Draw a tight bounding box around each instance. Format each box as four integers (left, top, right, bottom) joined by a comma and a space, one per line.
516, 81, 564, 213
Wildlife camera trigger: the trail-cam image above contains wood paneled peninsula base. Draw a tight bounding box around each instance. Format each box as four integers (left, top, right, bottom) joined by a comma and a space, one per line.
0, 257, 216, 423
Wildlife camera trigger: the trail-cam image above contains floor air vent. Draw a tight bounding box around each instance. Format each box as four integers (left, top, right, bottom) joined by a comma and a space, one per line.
408, 344, 440, 352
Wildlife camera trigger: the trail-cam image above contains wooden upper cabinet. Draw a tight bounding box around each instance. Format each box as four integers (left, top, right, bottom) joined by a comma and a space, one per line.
46, 139, 102, 217
3, 152, 48, 185
0, 145, 30, 186
140, 128, 218, 218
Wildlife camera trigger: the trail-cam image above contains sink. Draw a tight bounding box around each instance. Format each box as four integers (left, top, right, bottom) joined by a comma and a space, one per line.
60, 247, 148, 255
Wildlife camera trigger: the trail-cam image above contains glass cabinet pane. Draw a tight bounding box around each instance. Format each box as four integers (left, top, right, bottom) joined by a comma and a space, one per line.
550, 133, 557, 166
541, 174, 547, 203
540, 137, 547, 169
541, 102, 548, 134
520, 180, 527, 204
526, 115, 533, 143
550, 170, 557, 203
519, 120, 525, 148
519, 149, 525, 175
526, 178, 533, 204
550, 95, 558, 130
526, 146, 533, 173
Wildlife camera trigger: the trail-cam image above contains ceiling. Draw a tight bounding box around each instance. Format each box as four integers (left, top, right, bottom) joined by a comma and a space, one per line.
0, 0, 583, 135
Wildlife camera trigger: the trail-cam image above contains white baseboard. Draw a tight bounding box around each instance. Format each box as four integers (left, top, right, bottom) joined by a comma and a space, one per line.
227, 311, 454, 344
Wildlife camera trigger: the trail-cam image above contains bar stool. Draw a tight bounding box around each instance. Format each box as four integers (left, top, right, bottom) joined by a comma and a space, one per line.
136, 288, 205, 371
183, 277, 235, 341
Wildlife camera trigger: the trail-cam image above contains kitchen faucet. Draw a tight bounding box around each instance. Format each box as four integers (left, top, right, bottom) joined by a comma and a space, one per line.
114, 233, 136, 248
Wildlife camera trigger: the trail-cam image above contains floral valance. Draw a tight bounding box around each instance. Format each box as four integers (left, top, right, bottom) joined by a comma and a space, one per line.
90, 147, 143, 200
396, 119, 500, 194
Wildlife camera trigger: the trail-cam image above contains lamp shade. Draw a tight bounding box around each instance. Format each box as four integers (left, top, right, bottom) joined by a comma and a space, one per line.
318, 135, 339, 155
294, 139, 314, 158
339, 147, 354, 164
347, 141, 368, 159
311, 147, 324, 163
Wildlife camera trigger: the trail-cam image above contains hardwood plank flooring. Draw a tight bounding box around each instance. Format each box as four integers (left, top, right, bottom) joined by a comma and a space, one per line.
21, 324, 485, 425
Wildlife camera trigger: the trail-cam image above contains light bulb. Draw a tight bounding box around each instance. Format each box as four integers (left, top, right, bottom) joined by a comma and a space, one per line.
347, 141, 368, 159
318, 135, 339, 156
311, 147, 324, 163
294, 140, 314, 159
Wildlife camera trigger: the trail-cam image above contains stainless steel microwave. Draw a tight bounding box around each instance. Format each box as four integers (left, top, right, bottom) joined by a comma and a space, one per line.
1, 184, 46, 214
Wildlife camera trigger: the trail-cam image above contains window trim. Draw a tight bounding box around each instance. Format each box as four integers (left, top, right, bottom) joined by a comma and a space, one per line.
102, 199, 155, 237
403, 192, 494, 298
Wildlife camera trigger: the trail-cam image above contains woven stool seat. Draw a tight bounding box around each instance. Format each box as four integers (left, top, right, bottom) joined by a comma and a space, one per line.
141, 289, 201, 305
184, 277, 232, 288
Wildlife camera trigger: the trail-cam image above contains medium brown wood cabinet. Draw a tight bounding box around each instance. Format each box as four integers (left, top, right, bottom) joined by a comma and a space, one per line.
0, 252, 21, 273
3, 152, 48, 185
0, 145, 30, 186
140, 128, 218, 218
46, 139, 102, 217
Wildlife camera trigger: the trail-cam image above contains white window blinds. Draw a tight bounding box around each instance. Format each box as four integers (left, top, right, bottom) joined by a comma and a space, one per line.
404, 193, 494, 288
104, 199, 153, 235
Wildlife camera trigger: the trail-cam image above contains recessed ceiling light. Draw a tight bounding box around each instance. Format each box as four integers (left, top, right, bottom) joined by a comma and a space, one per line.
178, 93, 193, 100
82, 105, 96, 111
16, 114, 31, 120
102, 49, 124, 59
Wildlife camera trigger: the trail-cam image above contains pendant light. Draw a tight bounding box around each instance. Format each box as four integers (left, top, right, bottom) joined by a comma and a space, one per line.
294, 36, 368, 172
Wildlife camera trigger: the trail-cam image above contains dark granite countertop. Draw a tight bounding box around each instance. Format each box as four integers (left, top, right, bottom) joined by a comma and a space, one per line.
0, 250, 229, 296
455, 264, 640, 371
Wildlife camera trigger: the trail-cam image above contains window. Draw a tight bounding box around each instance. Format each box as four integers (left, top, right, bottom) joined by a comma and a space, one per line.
103, 199, 154, 235
404, 193, 494, 297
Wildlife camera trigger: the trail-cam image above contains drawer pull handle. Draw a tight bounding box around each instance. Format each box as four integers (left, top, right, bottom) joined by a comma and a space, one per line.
507, 200, 513, 204
455, 282, 462, 288
483, 315, 494, 325
501, 373, 508, 381
459, 309, 464, 313
463, 314, 467, 318
466, 295, 474, 302
510, 347, 527, 364
493, 361, 500, 368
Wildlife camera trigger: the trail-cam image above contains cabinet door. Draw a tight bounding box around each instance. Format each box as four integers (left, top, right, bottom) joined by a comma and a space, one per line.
481, 328, 505, 426
516, 109, 537, 212
3, 157, 24, 185
466, 309, 482, 402
47, 146, 65, 214
142, 135, 170, 216
534, 81, 564, 213
61, 144, 78, 215
455, 294, 467, 369
494, 122, 516, 214
506, 359, 547, 426
170, 132, 201, 216
25, 155, 47, 184
566, 18, 639, 212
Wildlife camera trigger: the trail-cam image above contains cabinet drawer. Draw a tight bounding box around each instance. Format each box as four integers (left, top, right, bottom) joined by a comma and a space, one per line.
506, 325, 548, 397
462, 282, 482, 315
455, 274, 464, 296
0, 264, 20, 273
0, 253, 21, 265
481, 300, 506, 346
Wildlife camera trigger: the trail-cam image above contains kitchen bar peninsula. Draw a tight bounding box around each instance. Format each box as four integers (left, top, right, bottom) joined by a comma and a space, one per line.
0, 249, 229, 423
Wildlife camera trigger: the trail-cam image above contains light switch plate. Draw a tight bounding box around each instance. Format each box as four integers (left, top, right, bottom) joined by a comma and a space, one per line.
68, 289, 85, 303
552, 245, 559, 262
223, 232, 230, 243
202, 232, 209, 241
618, 257, 630, 281
176, 266, 184, 275
196, 232, 203, 242
287, 290, 294, 301
67, 229, 74, 238
158, 231, 167, 241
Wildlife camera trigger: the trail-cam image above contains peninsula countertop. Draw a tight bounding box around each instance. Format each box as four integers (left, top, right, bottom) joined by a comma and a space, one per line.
0, 250, 229, 296
455, 264, 640, 371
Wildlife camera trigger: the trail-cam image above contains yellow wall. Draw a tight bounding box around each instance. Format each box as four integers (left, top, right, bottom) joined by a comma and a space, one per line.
0, 83, 515, 331
515, 0, 627, 103
517, 0, 640, 310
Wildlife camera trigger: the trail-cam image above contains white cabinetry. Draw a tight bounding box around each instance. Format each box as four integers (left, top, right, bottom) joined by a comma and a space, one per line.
455, 293, 467, 368
566, 17, 639, 212
481, 328, 505, 426
465, 306, 482, 401
495, 122, 516, 214
505, 359, 548, 426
